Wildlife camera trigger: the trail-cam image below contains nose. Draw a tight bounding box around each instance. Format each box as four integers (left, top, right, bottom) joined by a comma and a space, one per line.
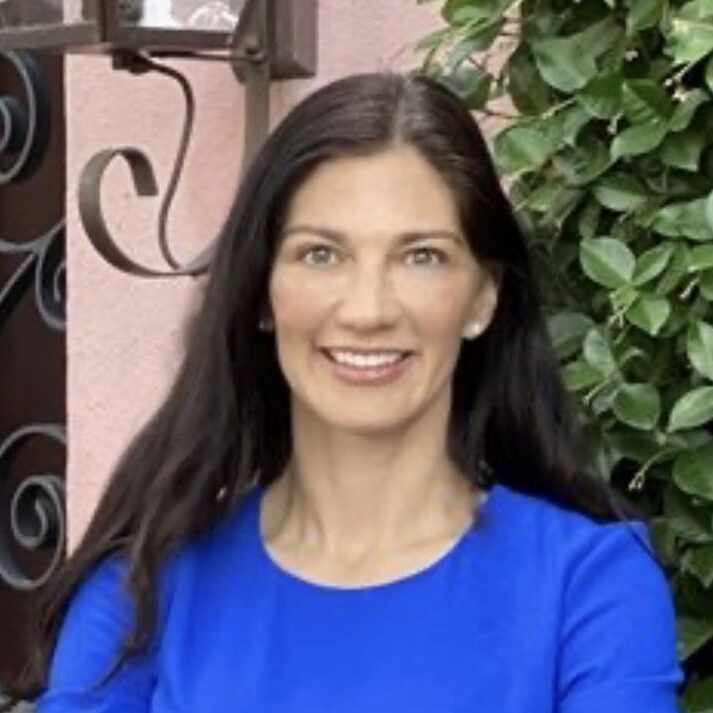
335, 263, 400, 332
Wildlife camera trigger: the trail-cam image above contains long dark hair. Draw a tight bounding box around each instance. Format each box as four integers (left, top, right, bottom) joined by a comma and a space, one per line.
10, 71, 640, 703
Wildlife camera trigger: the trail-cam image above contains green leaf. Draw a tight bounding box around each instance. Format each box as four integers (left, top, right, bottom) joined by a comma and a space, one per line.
678, 615, 713, 660
673, 442, 713, 500
633, 243, 675, 285
689, 245, 713, 271
441, 66, 493, 109
701, 268, 713, 299
626, 294, 671, 335
707, 54, 713, 92
594, 174, 649, 211
551, 104, 591, 146
669, 89, 709, 131
507, 45, 551, 115
441, 0, 479, 24
622, 80, 675, 124
580, 237, 636, 288
583, 327, 617, 376
683, 677, 713, 713
414, 27, 450, 53
548, 312, 594, 359
665, 485, 713, 544
523, 182, 564, 213
577, 199, 602, 240
669, 388, 713, 432
688, 321, 713, 381
683, 545, 713, 587
680, 568, 713, 617
531, 18, 621, 92
442, 0, 514, 24
612, 383, 662, 429
705, 189, 713, 233
494, 123, 557, 175
553, 140, 612, 186
562, 360, 602, 390
577, 73, 622, 119
660, 129, 706, 171
450, 20, 504, 58
626, 0, 665, 34
546, 187, 585, 228
532, 39, 597, 92
656, 245, 690, 295
649, 517, 679, 567
669, 3, 713, 65
652, 198, 713, 240
611, 122, 668, 159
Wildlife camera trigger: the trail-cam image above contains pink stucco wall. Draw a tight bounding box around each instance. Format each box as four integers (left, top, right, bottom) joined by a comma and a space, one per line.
66, 1, 440, 546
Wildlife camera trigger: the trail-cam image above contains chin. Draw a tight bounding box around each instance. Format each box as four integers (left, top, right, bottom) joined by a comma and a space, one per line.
303, 398, 426, 437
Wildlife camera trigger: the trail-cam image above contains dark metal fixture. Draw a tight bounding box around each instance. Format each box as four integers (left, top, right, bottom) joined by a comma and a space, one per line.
0, 0, 318, 277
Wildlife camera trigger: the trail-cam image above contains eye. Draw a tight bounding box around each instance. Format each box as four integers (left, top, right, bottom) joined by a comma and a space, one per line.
404, 247, 448, 266
300, 244, 339, 266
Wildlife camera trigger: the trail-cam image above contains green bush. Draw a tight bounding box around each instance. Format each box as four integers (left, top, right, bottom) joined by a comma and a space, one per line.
417, 0, 713, 708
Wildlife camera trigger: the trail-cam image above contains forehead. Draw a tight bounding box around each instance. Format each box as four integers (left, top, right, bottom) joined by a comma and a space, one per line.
283, 144, 462, 235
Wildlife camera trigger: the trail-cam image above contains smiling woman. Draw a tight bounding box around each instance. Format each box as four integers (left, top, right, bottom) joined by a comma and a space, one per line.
268, 144, 497, 434
10, 72, 684, 713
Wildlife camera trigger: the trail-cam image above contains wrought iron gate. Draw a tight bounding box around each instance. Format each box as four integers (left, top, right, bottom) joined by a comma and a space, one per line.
0, 49, 66, 698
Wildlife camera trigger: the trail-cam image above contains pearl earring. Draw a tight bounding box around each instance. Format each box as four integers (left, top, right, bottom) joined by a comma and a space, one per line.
463, 322, 482, 340
258, 317, 274, 332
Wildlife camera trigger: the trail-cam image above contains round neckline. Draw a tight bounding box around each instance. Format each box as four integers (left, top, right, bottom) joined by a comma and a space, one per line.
251, 482, 501, 594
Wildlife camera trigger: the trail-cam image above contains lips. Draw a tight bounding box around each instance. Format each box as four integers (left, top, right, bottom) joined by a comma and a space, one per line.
319, 347, 414, 385
322, 348, 411, 369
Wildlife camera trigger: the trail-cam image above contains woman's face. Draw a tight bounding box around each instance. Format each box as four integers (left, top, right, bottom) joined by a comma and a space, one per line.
268, 144, 498, 435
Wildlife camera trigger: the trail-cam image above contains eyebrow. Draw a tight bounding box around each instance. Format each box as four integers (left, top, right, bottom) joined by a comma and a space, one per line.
281, 225, 465, 246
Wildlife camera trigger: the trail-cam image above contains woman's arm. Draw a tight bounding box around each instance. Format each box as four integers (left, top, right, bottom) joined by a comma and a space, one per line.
36, 556, 157, 712
557, 521, 684, 713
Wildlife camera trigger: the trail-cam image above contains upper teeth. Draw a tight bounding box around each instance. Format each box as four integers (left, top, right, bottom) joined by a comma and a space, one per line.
328, 350, 406, 368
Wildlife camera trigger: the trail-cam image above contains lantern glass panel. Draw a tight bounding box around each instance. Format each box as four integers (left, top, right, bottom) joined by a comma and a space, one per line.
0, 0, 99, 29
125, 0, 244, 31
0, 0, 65, 28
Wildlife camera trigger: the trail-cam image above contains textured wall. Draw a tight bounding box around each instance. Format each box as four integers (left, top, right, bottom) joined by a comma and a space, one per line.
66, 1, 439, 545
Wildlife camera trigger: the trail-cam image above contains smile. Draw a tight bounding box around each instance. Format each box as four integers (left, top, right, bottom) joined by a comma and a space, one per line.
323, 348, 410, 369
319, 347, 414, 385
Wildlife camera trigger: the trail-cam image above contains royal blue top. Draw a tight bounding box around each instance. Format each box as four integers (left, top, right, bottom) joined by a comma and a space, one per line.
37, 482, 684, 712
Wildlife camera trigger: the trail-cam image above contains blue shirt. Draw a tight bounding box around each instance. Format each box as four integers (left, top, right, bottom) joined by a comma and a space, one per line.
38, 482, 684, 712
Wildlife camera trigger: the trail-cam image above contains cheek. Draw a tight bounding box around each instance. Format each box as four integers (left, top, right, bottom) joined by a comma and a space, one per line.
269, 270, 336, 337
401, 276, 475, 338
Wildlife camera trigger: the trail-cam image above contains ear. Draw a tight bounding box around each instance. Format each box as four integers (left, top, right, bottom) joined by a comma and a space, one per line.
463, 264, 501, 341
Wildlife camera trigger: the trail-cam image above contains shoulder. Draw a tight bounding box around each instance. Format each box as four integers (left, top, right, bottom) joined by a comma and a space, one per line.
57, 487, 257, 649
490, 485, 683, 707
484, 483, 671, 609
489, 482, 654, 565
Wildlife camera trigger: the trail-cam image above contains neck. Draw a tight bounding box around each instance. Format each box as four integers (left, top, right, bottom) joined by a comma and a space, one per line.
261, 392, 479, 561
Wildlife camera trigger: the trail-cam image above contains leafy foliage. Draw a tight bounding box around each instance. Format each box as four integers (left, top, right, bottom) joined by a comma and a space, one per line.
418, 0, 713, 706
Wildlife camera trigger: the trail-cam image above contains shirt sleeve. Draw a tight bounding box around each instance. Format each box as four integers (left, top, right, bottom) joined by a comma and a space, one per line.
557, 521, 684, 713
36, 555, 157, 712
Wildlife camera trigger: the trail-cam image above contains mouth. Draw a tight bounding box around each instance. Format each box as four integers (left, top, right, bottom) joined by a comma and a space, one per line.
321, 347, 413, 367
318, 347, 414, 384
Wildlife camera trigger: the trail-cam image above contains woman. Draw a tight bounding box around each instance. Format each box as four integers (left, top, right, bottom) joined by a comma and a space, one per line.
19, 72, 682, 712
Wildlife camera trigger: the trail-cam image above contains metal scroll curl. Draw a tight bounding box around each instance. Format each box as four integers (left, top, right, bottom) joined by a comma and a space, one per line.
0, 425, 66, 591
0, 50, 50, 186
0, 49, 65, 331
77, 0, 272, 279
78, 56, 213, 278
0, 49, 67, 593
0, 222, 66, 332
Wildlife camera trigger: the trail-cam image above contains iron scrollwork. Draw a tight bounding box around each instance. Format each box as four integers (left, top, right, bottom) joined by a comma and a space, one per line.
78, 0, 272, 278
0, 426, 66, 591
0, 49, 66, 591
